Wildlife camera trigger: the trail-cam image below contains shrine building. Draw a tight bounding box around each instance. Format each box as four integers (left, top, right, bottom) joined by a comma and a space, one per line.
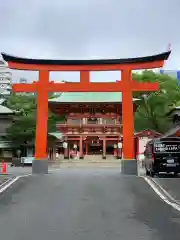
48, 92, 139, 159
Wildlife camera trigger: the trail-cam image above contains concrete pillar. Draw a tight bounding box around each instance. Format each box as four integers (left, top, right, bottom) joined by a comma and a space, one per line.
117, 142, 122, 159
85, 142, 88, 155
79, 137, 84, 159
113, 143, 117, 158
102, 139, 106, 159
63, 141, 69, 159
53, 146, 57, 161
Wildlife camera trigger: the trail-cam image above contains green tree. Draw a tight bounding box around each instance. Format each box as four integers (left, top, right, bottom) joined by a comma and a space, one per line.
133, 71, 180, 133
5, 93, 64, 144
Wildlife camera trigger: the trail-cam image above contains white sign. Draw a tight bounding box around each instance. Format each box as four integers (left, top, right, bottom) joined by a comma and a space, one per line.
155, 143, 180, 152
114, 144, 117, 149
73, 144, 77, 149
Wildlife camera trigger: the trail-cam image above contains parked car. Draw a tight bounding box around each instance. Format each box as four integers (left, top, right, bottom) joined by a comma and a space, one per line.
11, 157, 22, 167
21, 157, 34, 166
144, 137, 180, 177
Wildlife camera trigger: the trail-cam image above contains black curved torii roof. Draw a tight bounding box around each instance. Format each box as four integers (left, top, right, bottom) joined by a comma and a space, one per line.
1, 51, 171, 66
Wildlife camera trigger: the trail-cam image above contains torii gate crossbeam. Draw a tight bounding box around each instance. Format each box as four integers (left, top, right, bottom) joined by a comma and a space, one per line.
1, 51, 171, 174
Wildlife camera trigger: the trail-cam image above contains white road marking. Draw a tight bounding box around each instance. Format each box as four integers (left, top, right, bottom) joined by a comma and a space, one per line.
20, 173, 32, 177
150, 177, 177, 202
143, 176, 180, 212
49, 168, 61, 172
0, 168, 61, 195
0, 173, 32, 194
0, 177, 20, 193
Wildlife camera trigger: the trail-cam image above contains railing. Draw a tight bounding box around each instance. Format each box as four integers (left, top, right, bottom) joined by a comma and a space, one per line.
56, 123, 122, 127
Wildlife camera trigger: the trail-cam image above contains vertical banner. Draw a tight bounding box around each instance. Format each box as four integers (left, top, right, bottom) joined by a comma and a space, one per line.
177, 71, 180, 86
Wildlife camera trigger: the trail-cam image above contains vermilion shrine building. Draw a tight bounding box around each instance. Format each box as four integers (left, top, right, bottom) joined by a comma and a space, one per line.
48, 92, 139, 159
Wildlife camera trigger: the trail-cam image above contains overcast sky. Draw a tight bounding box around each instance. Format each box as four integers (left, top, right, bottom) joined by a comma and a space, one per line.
0, 0, 180, 83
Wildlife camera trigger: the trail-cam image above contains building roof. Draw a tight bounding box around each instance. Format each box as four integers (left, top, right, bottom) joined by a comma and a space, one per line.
162, 125, 180, 138
48, 132, 63, 140
0, 141, 12, 148
2, 51, 171, 65
135, 129, 161, 137
166, 107, 180, 116
0, 99, 6, 105
0, 98, 14, 114
48, 92, 139, 103
0, 105, 13, 114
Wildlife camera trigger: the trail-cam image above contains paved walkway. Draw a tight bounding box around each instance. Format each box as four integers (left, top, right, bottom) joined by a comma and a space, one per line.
0, 168, 180, 239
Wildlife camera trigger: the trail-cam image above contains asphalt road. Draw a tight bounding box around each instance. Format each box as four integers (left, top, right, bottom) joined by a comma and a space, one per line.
0, 175, 13, 185
0, 168, 180, 240
154, 175, 180, 202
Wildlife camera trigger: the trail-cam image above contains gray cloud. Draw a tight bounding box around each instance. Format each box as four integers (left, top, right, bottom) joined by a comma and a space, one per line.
0, 0, 180, 82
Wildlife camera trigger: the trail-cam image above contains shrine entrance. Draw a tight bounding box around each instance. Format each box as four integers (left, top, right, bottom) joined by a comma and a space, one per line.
1, 50, 171, 175
86, 137, 102, 155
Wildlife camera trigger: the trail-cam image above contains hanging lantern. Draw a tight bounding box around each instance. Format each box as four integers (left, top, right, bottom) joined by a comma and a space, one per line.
73, 144, 77, 149
114, 144, 117, 149
63, 142, 68, 149
117, 142, 122, 149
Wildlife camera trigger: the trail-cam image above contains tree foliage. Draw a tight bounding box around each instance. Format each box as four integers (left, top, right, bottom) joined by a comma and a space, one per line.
4, 71, 180, 143
133, 70, 180, 133
5, 93, 64, 144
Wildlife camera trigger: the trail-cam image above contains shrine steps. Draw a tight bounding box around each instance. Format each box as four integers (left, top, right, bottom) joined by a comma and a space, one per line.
50, 155, 121, 168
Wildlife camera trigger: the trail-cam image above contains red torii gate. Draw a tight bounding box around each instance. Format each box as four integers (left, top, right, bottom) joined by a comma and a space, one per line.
1, 51, 171, 174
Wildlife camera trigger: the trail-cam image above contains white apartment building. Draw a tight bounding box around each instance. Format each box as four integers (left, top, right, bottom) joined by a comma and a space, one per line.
0, 60, 12, 95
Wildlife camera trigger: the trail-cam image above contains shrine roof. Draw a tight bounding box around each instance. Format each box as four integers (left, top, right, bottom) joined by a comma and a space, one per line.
48, 92, 139, 103
135, 129, 161, 137
166, 107, 180, 116
2, 51, 171, 65
48, 132, 63, 140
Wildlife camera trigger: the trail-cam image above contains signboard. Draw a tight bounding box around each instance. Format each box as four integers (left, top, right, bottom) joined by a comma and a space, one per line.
154, 142, 180, 153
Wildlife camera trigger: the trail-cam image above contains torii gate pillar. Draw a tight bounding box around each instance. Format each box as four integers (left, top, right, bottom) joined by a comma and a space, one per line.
1, 51, 170, 174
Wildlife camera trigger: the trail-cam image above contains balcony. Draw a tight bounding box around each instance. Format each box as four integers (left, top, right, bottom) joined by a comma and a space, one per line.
56, 122, 122, 136
56, 123, 122, 128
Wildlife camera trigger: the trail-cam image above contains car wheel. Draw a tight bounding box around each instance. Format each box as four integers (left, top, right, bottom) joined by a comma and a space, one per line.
150, 171, 155, 177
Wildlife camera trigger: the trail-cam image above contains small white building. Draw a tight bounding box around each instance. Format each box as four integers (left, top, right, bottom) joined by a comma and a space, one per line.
135, 129, 162, 161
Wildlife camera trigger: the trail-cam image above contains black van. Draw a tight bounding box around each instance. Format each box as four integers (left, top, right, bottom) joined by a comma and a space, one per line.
144, 137, 180, 177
